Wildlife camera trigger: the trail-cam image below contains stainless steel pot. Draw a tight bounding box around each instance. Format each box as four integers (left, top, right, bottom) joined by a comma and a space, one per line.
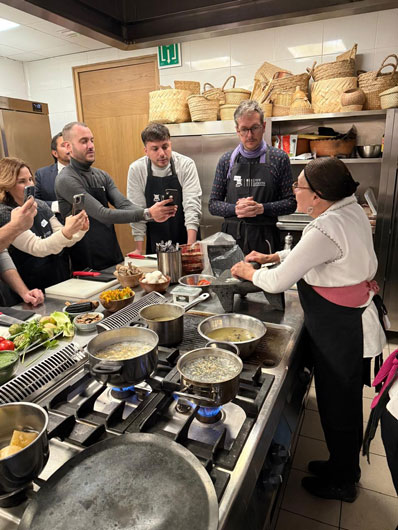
0, 402, 49, 494
87, 327, 159, 387
197, 313, 267, 359
139, 293, 209, 346
175, 347, 243, 407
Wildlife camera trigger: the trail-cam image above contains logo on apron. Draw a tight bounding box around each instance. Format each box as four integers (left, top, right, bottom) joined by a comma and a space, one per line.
233, 175, 242, 187
153, 193, 161, 202
253, 178, 266, 187
41, 219, 48, 228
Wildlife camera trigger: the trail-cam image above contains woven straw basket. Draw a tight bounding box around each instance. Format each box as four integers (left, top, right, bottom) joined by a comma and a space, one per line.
174, 80, 200, 94
267, 70, 310, 95
203, 82, 226, 105
380, 86, 398, 109
311, 77, 358, 114
309, 44, 357, 82
272, 104, 290, 117
222, 75, 251, 105
260, 102, 273, 117
187, 94, 219, 121
251, 62, 290, 102
149, 89, 191, 123
358, 55, 398, 110
220, 104, 238, 120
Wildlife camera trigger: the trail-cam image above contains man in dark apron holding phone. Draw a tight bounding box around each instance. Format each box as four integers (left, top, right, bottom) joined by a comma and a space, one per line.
209, 100, 296, 254
55, 122, 177, 271
127, 123, 202, 254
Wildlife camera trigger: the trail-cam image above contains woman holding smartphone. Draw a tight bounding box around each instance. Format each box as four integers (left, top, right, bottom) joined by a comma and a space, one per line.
0, 157, 89, 290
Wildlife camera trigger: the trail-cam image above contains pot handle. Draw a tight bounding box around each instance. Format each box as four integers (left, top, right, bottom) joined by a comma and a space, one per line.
172, 390, 216, 406
92, 362, 123, 375
130, 320, 148, 329
184, 292, 210, 311
205, 340, 240, 355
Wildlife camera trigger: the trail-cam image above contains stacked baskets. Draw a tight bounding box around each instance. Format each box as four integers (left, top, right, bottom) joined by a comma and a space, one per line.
358, 55, 398, 110
219, 76, 251, 120
310, 44, 358, 114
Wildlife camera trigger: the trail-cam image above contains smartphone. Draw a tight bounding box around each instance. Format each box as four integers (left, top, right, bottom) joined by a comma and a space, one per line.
23, 185, 35, 203
164, 188, 179, 206
72, 193, 85, 215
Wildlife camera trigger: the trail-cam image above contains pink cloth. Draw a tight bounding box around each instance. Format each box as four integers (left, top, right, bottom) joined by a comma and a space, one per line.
312, 280, 379, 307
371, 348, 398, 409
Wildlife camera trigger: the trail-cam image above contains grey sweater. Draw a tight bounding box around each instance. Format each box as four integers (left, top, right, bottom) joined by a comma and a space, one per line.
55, 158, 145, 224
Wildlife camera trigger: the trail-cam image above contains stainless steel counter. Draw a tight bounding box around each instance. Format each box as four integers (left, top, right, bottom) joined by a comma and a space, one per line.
6, 286, 305, 530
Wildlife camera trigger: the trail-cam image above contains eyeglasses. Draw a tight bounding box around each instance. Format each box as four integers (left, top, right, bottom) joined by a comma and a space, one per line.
292, 181, 311, 192
237, 125, 263, 136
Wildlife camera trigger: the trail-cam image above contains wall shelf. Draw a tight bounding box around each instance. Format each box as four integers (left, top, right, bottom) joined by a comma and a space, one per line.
289, 158, 383, 164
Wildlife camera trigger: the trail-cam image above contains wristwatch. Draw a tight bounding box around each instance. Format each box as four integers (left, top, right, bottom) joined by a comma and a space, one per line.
143, 208, 152, 221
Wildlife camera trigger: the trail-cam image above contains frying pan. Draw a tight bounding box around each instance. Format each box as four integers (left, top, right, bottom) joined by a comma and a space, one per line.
19, 433, 218, 530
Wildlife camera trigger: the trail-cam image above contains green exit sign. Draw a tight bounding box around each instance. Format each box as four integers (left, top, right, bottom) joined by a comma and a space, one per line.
158, 43, 181, 69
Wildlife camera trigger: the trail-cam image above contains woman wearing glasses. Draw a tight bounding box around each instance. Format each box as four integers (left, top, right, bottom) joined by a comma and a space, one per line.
208, 100, 296, 254
231, 157, 386, 503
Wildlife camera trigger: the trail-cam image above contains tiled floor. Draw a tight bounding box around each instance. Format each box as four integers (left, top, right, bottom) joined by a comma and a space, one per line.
275, 334, 398, 530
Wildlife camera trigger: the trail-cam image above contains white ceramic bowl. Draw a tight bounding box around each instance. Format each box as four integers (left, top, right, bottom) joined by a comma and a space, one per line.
73, 312, 104, 332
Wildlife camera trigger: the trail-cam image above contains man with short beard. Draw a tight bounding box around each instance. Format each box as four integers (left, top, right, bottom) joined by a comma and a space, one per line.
55, 121, 176, 270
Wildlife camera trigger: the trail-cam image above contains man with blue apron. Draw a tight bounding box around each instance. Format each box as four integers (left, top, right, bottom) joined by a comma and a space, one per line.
144, 157, 187, 254
209, 100, 296, 254
127, 123, 202, 255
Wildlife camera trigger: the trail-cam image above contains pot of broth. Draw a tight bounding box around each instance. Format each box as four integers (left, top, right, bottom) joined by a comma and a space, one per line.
197, 313, 266, 358
138, 293, 209, 346
0, 403, 49, 494
176, 347, 243, 406
87, 327, 159, 387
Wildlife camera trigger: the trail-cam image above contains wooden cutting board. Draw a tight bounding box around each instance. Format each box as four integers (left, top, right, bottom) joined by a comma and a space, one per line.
45, 278, 118, 299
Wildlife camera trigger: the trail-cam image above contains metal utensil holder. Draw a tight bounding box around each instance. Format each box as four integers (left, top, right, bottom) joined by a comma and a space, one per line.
157, 250, 182, 284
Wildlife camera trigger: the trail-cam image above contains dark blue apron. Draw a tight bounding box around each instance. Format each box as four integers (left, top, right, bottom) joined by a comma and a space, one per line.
222, 149, 279, 254
9, 204, 70, 291
297, 278, 365, 484
144, 157, 187, 254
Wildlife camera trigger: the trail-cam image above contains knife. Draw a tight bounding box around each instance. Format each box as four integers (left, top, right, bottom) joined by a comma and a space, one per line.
127, 253, 157, 260
73, 271, 101, 277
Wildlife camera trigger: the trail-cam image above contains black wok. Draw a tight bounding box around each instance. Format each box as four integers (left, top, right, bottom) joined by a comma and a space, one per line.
19, 433, 218, 530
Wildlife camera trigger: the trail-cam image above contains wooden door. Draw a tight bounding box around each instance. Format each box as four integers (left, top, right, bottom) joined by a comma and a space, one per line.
73, 56, 159, 254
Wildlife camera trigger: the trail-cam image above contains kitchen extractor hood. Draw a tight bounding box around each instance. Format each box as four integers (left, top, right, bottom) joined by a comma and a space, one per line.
2, 0, 398, 49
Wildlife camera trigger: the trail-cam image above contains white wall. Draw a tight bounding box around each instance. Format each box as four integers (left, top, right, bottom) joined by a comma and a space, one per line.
23, 8, 398, 136
0, 57, 28, 99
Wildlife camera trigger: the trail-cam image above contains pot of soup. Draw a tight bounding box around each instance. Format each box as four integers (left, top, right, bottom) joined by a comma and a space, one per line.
87, 327, 159, 387
0, 402, 49, 494
138, 293, 209, 346
197, 313, 266, 358
175, 347, 243, 406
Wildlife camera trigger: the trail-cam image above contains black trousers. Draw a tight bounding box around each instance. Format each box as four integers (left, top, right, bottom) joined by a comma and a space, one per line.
381, 407, 398, 495
298, 280, 365, 484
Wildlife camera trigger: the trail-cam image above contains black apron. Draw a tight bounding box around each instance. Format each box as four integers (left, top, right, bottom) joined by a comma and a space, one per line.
9, 205, 70, 291
297, 279, 365, 484
144, 158, 187, 254
222, 149, 280, 254
69, 185, 123, 271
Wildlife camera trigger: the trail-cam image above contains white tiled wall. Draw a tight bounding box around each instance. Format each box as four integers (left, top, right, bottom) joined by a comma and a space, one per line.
0, 57, 28, 99
20, 8, 398, 135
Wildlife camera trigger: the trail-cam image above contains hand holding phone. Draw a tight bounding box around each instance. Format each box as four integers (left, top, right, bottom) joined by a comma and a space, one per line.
164, 188, 179, 206
23, 185, 35, 203
72, 193, 85, 215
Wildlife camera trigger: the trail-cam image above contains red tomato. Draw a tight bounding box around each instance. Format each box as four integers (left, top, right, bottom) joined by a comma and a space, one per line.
0, 340, 14, 351
0, 337, 5, 342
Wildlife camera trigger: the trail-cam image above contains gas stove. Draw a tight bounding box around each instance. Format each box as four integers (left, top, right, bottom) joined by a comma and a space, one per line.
0, 323, 276, 529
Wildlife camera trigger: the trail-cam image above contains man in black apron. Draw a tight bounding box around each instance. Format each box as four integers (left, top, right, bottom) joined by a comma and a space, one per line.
127, 123, 202, 254
55, 122, 177, 271
209, 100, 296, 254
